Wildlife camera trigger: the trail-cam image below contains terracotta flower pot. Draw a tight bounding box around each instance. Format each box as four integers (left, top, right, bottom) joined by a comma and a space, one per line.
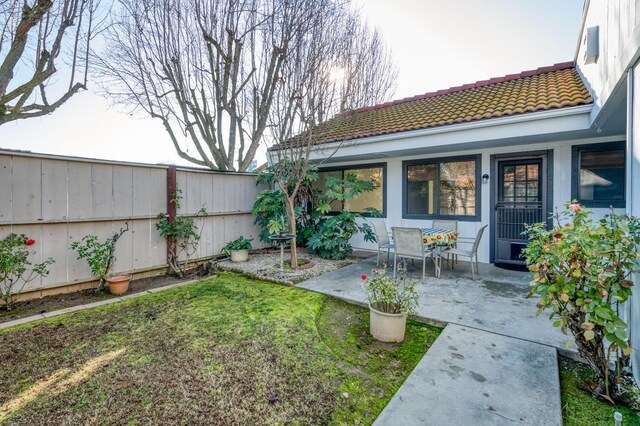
230, 249, 249, 263
106, 274, 132, 295
369, 304, 407, 342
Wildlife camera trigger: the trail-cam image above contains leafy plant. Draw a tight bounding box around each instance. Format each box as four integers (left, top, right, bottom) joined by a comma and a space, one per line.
361, 267, 419, 315
222, 236, 253, 255
523, 202, 640, 401
156, 190, 208, 277
71, 223, 130, 291
0, 234, 54, 310
307, 172, 380, 260
307, 211, 376, 260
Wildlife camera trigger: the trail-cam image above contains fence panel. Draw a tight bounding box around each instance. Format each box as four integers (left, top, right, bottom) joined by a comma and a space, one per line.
0, 151, 263, 296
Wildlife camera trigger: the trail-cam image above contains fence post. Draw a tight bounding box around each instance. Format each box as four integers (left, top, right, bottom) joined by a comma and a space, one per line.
166, 166, 177, 264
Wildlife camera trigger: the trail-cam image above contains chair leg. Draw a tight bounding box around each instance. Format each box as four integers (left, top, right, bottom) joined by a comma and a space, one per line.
475, 256, 480, 278
377, 248, 380, 267
386, 248, 391, 266
471, 255, 476, 280
422, 257, 426, 280
393, 253, 397, 278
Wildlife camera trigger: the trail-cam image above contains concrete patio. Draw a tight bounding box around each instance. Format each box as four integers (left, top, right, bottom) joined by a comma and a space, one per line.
296, 256, 568, 425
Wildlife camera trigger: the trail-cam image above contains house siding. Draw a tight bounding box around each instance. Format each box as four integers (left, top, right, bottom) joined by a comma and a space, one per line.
327, 135, 625, 264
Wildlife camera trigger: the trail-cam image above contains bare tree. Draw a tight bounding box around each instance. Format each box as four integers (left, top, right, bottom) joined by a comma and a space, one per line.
0, 0, 101, 125
94, 0, 390, 172
267, 8, 396, 268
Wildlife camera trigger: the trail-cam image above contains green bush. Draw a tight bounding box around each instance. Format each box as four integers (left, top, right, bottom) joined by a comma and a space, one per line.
307, 211, 376, 260
362, 267, 418, 315
524, 202, 640, 400
222, 236, 253, 254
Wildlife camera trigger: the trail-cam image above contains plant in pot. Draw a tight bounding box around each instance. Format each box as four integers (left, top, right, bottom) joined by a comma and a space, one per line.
222, 236, 253, 263
71, 223, 130, 294
361, 266, 419, 342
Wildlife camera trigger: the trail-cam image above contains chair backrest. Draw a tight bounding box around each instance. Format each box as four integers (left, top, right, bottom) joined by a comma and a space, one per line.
370, 219, 390, 246
471, 225, 488, 254
433, 219, 458, 232
392, 227, 424, 258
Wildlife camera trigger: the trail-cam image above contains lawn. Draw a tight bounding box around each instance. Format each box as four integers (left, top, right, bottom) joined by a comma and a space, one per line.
561, 357, 640, 426
0, 272, 440, 425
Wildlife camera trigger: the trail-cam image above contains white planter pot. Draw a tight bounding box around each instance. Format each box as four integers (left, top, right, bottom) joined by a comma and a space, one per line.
369, 304, 407, 342
230, 249, 249, 263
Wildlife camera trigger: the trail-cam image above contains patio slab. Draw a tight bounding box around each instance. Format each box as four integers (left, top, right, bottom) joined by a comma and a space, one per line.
373, 323, 562, 426
296, 257, 571, 352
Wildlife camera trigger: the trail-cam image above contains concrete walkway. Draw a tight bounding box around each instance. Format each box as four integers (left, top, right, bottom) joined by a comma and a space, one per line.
296, 258, 565, 425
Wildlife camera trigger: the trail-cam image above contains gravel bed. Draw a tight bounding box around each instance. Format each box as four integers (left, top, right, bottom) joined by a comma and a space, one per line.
216, 252, 355, 284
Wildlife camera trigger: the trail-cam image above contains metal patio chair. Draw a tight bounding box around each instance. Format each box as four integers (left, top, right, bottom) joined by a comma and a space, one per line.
443, 225, 487, 280
391, 227, 437, 280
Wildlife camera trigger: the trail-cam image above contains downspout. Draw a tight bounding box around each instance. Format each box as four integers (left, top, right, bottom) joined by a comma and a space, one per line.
626, 66, 640, 383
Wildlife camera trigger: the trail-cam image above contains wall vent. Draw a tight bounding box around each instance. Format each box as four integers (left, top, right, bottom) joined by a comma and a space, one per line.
584, 26, 599, 64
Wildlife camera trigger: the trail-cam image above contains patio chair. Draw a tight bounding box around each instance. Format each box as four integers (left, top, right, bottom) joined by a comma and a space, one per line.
443, 225, 487, 280
391, 227, 436, 280
433, 219, 458, 265
371, 218, 394, 266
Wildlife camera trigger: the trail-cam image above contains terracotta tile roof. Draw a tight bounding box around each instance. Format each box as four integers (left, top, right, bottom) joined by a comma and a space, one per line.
300, 62, 592, 147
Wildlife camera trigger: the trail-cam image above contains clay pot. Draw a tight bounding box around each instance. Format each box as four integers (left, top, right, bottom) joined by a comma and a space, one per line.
230, 249, 249, 263
106, 274, 132, 295
369, 304, 406, 342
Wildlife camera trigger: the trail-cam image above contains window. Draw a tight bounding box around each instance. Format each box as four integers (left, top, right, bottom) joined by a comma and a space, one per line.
403, 155, 480, 220
572, 142, 625, 208
313, 164, 386, 216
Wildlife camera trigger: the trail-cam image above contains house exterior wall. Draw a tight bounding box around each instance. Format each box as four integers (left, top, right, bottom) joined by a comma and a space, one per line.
576, 0, 640, 123
326, 135, 625, 264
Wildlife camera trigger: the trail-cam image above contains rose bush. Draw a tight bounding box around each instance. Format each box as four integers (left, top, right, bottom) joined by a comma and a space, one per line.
524, 202, 640, 400
0, 234, 54, 310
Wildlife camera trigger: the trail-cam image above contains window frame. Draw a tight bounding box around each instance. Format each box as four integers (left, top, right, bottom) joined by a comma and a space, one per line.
571, 141, 626, 208
315, 162, 387, 217
402, 154, 482, 221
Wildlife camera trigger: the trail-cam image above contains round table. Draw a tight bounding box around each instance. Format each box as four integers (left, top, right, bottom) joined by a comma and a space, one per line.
269, 234, 296, 280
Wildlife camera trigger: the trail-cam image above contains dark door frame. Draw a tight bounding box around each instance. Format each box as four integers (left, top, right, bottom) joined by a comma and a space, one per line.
489, 149, 554, 264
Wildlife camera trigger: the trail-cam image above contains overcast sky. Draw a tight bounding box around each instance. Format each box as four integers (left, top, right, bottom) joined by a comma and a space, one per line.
0, 0, 585, 167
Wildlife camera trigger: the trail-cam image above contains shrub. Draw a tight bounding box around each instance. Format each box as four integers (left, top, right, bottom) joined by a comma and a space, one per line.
71, 223, 129, 291
0, 234, 54, 310
361, 267, 418, 315
222, 236, 253, 254
523, 202, 640, 401
307, 211, 376, 260
156, 190, 207, 277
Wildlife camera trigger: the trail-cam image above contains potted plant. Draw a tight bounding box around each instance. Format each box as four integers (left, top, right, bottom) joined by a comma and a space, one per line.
71, 224, 130, 294
222, 236, 253, 263
361, 267, 419, 342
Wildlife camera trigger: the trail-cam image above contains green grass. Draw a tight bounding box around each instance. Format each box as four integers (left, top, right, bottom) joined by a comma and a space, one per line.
0, 272, 440, 425
560, 357, 640, 425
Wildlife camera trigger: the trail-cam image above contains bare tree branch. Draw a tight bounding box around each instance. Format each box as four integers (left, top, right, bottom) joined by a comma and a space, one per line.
0, 0, 102, 125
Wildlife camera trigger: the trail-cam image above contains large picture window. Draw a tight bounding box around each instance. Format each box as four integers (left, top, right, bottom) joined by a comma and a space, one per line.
571, 142, 625, 208
314, 164, 386, 216
403, 155, 480, 220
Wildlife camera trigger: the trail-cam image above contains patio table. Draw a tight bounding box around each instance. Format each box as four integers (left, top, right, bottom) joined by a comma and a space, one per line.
421, 228, 457, 278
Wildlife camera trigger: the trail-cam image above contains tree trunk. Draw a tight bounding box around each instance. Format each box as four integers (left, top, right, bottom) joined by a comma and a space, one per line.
284, 196, 298, 270
573, 326, 612, 398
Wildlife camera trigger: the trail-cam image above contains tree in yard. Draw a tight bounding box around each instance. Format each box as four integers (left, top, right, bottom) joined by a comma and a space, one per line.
266, 6, 396, 268
94, 0, 394, 172
0, 0, 101, 125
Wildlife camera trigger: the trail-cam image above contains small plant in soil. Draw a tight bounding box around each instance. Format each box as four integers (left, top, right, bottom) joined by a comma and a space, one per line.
361, 267, 418, 315
222, 236, 253, 255
0, 234, 54, 310
156, 190, 208, 277
524, 202, 640, 403
71, 223, 129, 291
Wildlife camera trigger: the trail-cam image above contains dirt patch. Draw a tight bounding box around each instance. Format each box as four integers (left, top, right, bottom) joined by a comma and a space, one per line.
0, 271, 202, 323
216, 252, 355, 284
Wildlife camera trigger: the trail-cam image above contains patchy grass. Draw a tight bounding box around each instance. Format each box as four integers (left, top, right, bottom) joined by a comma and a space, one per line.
0, 272, 440, 425
560, 357, 640, 425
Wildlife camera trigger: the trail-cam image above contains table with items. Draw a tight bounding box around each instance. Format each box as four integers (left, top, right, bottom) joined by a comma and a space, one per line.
421, 228, 457, 278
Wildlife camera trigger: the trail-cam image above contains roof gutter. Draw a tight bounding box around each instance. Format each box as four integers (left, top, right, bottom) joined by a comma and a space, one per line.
311, 104, 594, 153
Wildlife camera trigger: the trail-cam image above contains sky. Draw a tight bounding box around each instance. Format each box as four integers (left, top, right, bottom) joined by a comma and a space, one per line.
0, 0, 585, 168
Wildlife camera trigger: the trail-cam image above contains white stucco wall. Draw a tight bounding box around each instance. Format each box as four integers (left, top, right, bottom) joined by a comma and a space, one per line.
629, 61, 640, 382
331, 135, 624, 263
577, 0, 640, 122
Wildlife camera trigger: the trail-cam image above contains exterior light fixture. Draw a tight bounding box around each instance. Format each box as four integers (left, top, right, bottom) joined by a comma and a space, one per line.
482, 173, 490, 184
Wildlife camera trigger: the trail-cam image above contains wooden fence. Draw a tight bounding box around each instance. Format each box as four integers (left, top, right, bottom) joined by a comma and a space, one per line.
0, 150, 263, 298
